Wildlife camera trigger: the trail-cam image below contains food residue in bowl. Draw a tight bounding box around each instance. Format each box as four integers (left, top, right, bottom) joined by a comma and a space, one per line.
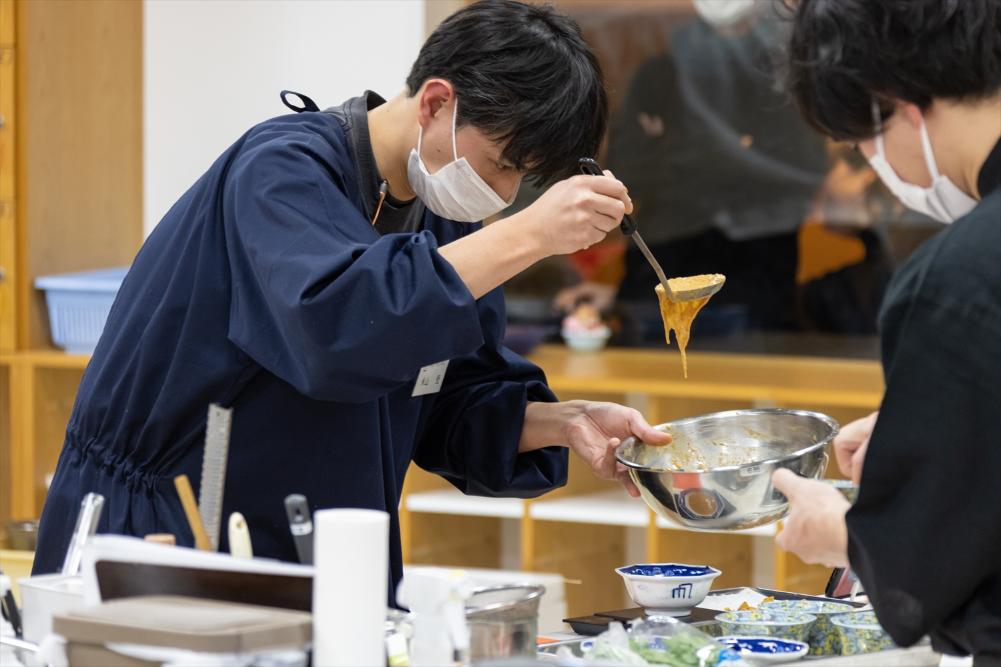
631, 434, 769, 472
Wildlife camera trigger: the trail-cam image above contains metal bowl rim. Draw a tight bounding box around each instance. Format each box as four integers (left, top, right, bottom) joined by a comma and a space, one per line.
465, 583, 545, 617
615, 408, 839, 474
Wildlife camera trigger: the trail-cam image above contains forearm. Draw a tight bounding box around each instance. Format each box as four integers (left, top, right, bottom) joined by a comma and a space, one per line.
437, 213, 545, 300
519, 401, 585, 453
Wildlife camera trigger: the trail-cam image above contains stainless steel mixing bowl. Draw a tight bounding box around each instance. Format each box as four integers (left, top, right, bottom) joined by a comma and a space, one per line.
466, 584, 544, 661
616, 409, 837, 531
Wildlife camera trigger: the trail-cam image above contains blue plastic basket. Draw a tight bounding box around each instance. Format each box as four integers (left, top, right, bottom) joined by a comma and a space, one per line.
35, 267, 128, 353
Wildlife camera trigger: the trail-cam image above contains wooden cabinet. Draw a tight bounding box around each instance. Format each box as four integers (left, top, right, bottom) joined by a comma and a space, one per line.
13, 0, 143, 351
1, 0, 16, 352
2, 351, 88, 521
0, 0, 142, 529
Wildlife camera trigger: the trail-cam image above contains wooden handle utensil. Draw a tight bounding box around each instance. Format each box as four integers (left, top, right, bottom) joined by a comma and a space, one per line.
174, 474, 212, 551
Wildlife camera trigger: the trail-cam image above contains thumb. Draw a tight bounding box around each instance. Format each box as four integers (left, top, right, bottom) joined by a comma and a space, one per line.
850, 447, 866, 486
772, 468, 808, 500
629, 412, 672, 446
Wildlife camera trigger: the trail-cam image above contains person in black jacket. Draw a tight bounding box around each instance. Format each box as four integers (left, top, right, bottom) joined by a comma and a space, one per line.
770, 1, 1001, 663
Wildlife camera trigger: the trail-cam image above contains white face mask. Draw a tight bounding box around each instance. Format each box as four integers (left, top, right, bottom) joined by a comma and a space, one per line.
692, 0, 757, 29
407, 99, 517, 223
866, 102, 977, 224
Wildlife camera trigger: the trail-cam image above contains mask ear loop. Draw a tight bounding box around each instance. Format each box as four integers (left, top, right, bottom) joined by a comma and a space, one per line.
450, 98, 460, 162
916, 114, 942, 180
415, 97, 458, 167
871, 101, 887, 158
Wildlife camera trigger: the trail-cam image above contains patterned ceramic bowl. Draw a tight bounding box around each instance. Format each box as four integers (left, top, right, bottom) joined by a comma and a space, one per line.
716, 636, 810, 663
715, 609, 816, 644
831, 610, 897, 655
761, 598, 857, 655
616, 563, 722, 616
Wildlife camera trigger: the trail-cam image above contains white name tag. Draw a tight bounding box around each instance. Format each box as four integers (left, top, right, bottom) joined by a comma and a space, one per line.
412, 360, 450, 397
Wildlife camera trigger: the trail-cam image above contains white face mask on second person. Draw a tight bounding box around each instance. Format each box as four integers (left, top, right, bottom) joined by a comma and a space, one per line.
692, 0, 757, 29
866, 102, 977, 224
407, 99, 517, 223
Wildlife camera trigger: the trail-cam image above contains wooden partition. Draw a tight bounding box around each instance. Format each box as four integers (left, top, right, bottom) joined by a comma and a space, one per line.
0, 362, 12, 524
2, 352, 87, 519
14, 0, 143, 349
0, 0, 16, 351
0, 0, 143, 529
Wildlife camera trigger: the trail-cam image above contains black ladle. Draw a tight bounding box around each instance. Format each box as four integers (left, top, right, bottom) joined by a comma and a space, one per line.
578, 158, 724, 302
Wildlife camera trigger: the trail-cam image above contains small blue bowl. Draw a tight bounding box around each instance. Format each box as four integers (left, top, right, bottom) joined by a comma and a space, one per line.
616, 563, 722, 616
717, 636, 809, 663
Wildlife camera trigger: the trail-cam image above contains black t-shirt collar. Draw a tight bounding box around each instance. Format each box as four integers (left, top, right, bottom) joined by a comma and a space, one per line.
976, 136, 1001, 198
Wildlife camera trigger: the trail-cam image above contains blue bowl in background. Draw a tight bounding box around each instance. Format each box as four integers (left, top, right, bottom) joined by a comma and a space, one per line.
717, 636, 809, 663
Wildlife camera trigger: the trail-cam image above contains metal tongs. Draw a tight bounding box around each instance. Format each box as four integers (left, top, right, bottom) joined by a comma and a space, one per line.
578, 158, 724, 302
61, 492, 105, 576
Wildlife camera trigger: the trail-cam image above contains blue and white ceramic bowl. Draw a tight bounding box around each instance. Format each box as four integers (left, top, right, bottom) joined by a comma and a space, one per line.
761, 598, 856, 655
715, 610, 817, 644
830, 610, 897, 655
615, 563, 722, 616
717, 636, 809, 663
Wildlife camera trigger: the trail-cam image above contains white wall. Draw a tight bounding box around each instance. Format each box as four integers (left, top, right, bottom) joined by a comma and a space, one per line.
144, 0, 425, 234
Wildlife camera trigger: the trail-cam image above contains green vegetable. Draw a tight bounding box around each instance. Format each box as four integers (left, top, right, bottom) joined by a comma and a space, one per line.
630, 634, 721, 667
588, 642, 649, 665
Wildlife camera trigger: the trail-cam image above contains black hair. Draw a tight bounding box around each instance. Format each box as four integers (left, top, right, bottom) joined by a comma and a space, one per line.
784, 0, 1001, 141
406, 0, 607, 186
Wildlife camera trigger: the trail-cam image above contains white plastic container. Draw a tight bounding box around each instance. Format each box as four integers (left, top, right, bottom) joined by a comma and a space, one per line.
35, 267, 128, 353
18, 574, 85, 643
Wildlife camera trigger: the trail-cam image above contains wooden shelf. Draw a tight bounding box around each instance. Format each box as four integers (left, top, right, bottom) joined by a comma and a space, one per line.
404, 486, 778, 533
0, 348, 91, 369
528, 345, 883, 410
654, 515, 777, 537
530, 490, 648, 527
405, 489, 525, 520
1, 349, 88, 521
405, 487, 779, 533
